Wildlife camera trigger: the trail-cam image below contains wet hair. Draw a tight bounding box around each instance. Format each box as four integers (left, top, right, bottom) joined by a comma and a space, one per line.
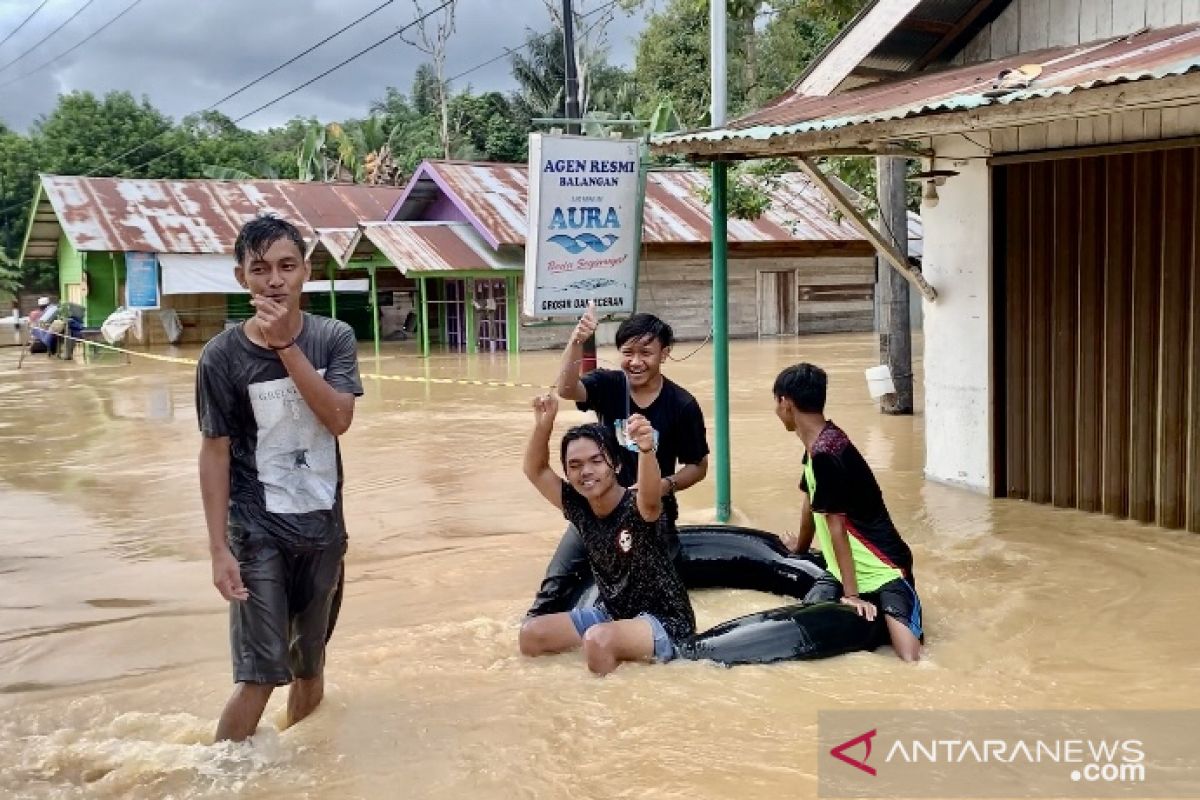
234, 214, 306, 266
615, 313, 674, 350
560, 423, 622, 472
773, 362, 828, 414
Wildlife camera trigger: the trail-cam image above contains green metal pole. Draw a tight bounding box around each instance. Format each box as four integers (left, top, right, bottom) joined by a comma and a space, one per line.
506, 275, 518, 353
369, 265, 380, 359
419, 276, 430, 358
112, 255, 120, 309
712, 160, 731, 523
465, 278, 477, 354
328, 263, 337, 320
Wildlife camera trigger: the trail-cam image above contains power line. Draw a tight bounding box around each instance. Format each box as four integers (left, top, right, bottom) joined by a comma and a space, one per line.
227, 0, 454, 125
0, 0, 451, 226
445, 0, 621, 85
99, 0, 456, 177
12, 0, 406, 183
0, 0, 52, 51
0, 0, 99, 76
0, 0, 148, 91
206, 0, 402, 114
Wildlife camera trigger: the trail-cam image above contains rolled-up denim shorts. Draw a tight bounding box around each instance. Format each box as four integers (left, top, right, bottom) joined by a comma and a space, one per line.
568, 604, 678, 662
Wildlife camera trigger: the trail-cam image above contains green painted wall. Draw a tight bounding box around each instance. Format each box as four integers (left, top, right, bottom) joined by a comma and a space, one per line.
85, 252, 124, 327
58, 234, 83, 303
307, 293, 374, 340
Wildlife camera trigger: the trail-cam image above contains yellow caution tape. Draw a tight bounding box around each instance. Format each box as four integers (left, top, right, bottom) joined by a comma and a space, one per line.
21, 331, 545, 389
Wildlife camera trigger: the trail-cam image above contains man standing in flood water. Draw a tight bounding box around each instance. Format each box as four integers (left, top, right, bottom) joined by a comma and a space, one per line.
196, 215, 363, 741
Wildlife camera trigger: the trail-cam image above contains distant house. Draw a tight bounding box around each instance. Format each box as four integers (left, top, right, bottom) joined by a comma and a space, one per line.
656, 0, 1200, 532
309, 159, 904, 354
19, 176, 402, 343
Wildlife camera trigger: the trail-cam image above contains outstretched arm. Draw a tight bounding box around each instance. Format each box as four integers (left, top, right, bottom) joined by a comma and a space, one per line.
523, 393, 564, 510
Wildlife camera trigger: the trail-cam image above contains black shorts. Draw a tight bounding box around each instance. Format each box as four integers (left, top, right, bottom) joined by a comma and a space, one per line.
228, 530, 346, 685
803, 573, 923, 641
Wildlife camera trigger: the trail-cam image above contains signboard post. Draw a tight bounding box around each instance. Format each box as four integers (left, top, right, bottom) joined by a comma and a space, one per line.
523, 133, 646, 319
124, 252, 160, 310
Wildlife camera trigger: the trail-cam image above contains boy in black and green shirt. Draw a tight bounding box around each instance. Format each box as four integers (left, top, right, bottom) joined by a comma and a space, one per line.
773, 363, 923, 661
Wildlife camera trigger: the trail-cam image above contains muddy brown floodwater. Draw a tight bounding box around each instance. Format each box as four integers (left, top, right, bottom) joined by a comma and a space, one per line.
1, 334, 1198, 799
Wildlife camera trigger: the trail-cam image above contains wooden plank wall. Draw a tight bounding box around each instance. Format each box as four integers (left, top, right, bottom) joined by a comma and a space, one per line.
997, 149, 1200, 533
131, 293, 226, 346
957, 0, 1180, 64
517, 254, 876, 351
989, 107, 1200, 156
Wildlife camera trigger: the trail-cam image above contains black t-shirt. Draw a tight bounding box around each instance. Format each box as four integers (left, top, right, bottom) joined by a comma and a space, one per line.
800, 421, 913, 576
578, 369, 709, 486
561, 483, 696, 642
196, 313, 364, 546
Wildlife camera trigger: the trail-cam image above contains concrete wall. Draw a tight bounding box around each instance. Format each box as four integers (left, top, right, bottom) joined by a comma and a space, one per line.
516, 251, 877, 352
955, 0, 1191, 64
920, 137, 994, 491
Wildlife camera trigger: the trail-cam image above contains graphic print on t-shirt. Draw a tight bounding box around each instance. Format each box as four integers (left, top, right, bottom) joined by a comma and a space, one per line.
249, 372, 337, 514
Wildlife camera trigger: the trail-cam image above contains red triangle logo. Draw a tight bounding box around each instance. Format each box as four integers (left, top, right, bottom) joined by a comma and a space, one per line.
830, 729, 877, 776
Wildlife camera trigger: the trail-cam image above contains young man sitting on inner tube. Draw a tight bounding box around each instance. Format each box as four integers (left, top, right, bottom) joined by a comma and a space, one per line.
523, 307, 710, 618
520, 394, 696, 673
774, 363, 924, 662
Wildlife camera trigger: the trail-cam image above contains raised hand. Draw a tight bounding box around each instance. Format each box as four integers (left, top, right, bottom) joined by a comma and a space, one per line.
532, 392, 559, 428
571, 301, 598, 346
626, 413, 655, 453
250, 294, 291, 348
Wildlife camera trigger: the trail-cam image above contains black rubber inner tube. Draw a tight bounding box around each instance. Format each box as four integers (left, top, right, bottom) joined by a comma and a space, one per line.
575, 524, 887, 665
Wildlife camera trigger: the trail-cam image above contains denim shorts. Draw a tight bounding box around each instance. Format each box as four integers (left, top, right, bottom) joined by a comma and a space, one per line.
568, 605, 678, 662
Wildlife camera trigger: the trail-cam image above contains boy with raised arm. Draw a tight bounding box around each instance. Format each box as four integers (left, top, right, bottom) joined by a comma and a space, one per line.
520, 391, 695, 674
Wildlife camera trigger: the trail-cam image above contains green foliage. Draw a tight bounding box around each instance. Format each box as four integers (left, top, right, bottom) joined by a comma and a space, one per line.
634, 0, 724, 126
695, 162, 777, 220
511, 27, 566, 120
0, 127, 38, 263
0, 249, 20, 295
0, 0, 894, 292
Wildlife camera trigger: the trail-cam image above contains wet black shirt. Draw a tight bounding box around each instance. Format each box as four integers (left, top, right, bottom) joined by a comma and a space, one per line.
196, 313, 363, 546
800, 421, 914, 577
561, 483, 696, 642
578, 369, 709, 486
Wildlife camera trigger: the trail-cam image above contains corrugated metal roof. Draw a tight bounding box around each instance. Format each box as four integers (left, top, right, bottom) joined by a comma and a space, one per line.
352, 222, 523, 274
392, 161, 870, 247
658, 24, 1200, 151
306, 227, 358, 267
793, 0, 1007, 97
29, 176, 402, 259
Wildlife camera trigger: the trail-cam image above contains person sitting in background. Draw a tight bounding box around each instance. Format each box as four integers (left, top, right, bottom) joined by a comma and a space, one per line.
28, 297, 49, 326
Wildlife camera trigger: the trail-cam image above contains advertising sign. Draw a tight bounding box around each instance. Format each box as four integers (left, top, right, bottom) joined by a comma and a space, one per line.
124, 252, 160, 310
523, 133, 645, 318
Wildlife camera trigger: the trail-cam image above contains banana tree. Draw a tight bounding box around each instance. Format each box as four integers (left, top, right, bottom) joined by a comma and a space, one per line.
296, 122, 329, 182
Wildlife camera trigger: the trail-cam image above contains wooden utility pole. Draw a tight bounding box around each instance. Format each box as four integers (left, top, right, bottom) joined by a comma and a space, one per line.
876, 156, 914, 415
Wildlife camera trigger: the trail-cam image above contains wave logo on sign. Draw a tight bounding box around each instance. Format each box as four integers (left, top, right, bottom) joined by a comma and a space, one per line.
548, 233, 619, 254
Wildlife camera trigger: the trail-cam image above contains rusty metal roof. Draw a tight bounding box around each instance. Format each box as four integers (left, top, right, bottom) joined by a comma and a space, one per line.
351, 222, 523, 274
306, 228, 359, 268
24, 176, 402, 261
657, 24, 1200, 153
389, 161, 869, 248
794, 0, 1013, 96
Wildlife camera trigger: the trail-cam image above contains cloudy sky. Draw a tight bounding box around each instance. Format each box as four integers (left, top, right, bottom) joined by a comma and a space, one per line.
0, 0, 650, 131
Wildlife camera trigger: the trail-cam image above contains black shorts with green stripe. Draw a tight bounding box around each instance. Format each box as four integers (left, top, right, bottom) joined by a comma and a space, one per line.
802, 572, 924, 643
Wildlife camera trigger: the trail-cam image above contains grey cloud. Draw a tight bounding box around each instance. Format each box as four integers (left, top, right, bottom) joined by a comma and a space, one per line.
0, 0, 647, 131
